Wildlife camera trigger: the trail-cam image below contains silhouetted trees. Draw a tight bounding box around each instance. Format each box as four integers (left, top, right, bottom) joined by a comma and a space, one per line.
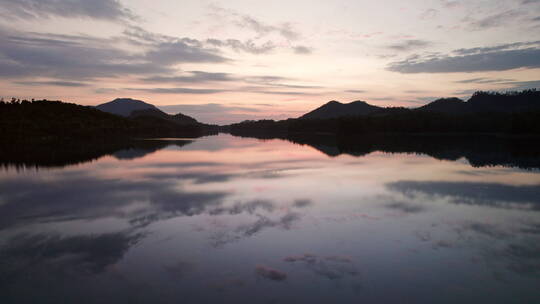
0, 99, 214, 143
229, 90, 540, 137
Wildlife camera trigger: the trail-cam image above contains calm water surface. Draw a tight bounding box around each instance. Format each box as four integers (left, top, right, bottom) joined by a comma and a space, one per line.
1, 134, 540, 303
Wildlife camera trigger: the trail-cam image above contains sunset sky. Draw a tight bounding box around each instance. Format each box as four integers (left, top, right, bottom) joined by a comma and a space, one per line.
1, 0, 539, 124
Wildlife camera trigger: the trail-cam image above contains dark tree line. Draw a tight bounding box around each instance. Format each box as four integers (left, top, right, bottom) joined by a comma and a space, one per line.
229, 90, 540, 137
0, 99, 215, 143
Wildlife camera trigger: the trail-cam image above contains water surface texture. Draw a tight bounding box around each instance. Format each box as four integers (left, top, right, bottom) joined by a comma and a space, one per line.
1, 134, 540, 303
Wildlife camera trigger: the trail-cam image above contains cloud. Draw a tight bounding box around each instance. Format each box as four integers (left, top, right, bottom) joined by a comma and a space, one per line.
123, 25, 172, 44
0, 173, 230, 229
208, 200, 276, 216
283, 253, 359, 280
440, 0, 461, 8
463, 222, 509, 239
0, 0, 136, 21
453, 40, 540, 55
244, 75, 322, 90
131, 74, 321, 98
255, 265, 287, 281
293, 199, 313, 208
126, 87, 228, 94
252, 84, 323, 90
236, 212, 301, 237
387, 181, 540, 210
453, 78, 540, 91
408, 96, 441, 104
141, 71, 235, 83
208, 202, 308, 247
0, 30, 161, 79
159, 103, 261, 114
205, 4, 312, 55
0, 232, 142, 280
419, 9, 439, 20
141, 72, 319, 93
238, 16, 299, 40
293, 46, 313, 54
465, 10, 524, 30
206, 38, 276, 54
209, 4, 301, 41
388, 42, 540, 73
14, 81, 89, 87
345, 89, 367, 94
126, 24, 306, 56
503, 80, 540, 91
208, 209, 305, 247
245, 75, 290, 83
0, 25, 228, 81
404, 89, 429, 93
387, 40, 432, 52
253, 90, 319, 96
452, 89, 479, 96
385, 201, 425, 213
454, 78, 514, 84
144, 41, 229, 64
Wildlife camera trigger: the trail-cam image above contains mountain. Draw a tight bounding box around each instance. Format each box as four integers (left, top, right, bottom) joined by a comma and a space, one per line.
419, 91, 540, 114
467, 91, 540, 113
300, 90, 540, 119
300, 100, 382, 119
418, 98, 467, 114
130, 108, 199, 125
97, 97, 200, 126
96, 98, 158, 117
228, 90, 540, 136
173, 112, 199, 125
0, 99, 212, 143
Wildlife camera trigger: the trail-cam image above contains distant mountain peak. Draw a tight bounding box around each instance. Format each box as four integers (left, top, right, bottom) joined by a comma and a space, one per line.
300, 100, 382, 119
113, 97, 140, 101
112, 98, 147, 103
96, 98, 157, 117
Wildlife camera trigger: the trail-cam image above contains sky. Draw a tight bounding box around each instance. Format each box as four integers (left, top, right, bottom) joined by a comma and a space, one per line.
0, 0, 539, 124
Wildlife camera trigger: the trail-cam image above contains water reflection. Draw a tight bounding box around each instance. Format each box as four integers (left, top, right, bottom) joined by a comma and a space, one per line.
387, 181, 540, 210
1, 232, 142, 277
0, 134, 539, 303
0, 138, 194, 169
233, 132, 540, 169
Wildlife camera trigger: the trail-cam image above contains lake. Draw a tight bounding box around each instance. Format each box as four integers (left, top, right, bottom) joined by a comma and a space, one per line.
1, 134, 540, 303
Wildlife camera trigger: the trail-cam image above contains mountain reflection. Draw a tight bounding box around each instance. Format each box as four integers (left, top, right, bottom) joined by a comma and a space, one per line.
0, 138, 194, 170
2, 134, 540, 170
232, 133, 540, 169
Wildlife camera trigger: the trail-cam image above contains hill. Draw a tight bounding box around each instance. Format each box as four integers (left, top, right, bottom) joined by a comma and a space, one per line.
96, 98, 157, 117
130, 108, 199, 125
417, 98, 467, 114
228, 90, 540, 136
301, 89, 540, 119
0, 99, 213, 143
97, 98, 201, 127
300, 100, 382, 119
467, 90, 540, 113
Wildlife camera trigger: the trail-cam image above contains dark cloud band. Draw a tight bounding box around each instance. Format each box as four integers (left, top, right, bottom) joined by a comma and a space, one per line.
388, 43, 540, 73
